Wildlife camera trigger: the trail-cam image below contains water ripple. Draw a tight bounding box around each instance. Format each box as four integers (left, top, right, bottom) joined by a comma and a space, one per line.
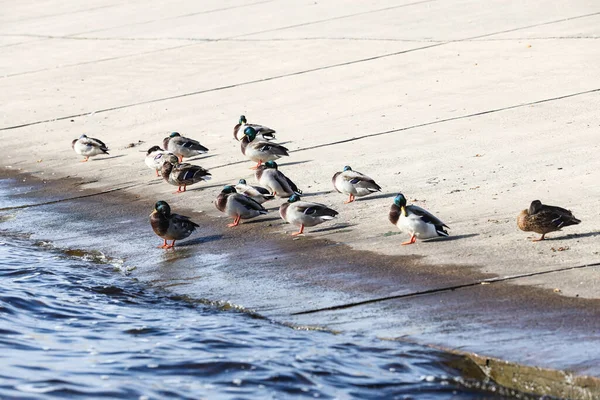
0, 234, 544, 400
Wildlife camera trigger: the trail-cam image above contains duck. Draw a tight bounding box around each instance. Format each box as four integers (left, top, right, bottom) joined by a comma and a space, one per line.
233, 115, 276, 141
517, 200, 581, 241
215, 185, 268, 227
255, 161, 302, 198
241, 127, 289, 169
332, 166, 382, 203
161, 161, 211, 193
144, 146, 179, 177
234, 179, 275, 204
71, 134, 109, 162
389, 193, 449, 245
279, 194, 338, 236
150, 200, 199, 249
163, 132, 209, 162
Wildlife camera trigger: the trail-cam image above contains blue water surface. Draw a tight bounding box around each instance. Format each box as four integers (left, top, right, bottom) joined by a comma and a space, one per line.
0, 177, 543, 400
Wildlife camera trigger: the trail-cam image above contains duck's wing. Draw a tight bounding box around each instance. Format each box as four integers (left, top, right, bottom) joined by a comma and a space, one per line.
233, 193, 267, 212
537, 205, 581, 228
174, 164, 211, 183
248, 123, 276, 137
251, 141, 289, 157
344, 171, 381, 191
279, 171, 302, 195
251, 185, 272, 195
170, 213, 199, 229
296, 202, 338, 218
176, 137, 209, 153
82, 136, 109, 153
407, 205, 449, 229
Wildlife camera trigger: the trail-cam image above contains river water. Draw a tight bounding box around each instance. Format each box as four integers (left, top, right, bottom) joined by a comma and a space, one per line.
0, 177, 544, 399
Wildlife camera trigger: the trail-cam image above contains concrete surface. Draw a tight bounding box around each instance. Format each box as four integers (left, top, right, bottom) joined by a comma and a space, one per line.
1, 0, 600, 395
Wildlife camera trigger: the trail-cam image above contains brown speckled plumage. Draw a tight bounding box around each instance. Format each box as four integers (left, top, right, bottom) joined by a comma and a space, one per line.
517, 200, 581, 241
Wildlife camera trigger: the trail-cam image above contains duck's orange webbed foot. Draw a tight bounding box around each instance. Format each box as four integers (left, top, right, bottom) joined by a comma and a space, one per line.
401, 235, 417, 245
227, 216, 241, 227
291, 225, 304, 236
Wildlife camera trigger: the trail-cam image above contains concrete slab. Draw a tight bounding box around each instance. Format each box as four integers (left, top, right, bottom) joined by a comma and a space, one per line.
288, 280, 600, 376
2, 0, 600, 394
0, 0, 260, 36
240, 0, 600, 41
488, 12, 600, 39
70, 0, 420, 40
0, 38, 417, 127
0, 39, 189, 77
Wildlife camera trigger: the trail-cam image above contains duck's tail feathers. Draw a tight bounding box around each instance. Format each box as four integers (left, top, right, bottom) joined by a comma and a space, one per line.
436, 225, 450, 237
555, 215, 581, 228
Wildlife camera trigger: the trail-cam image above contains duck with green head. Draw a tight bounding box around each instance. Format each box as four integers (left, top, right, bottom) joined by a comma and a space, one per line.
145, 145, 178, 177
255, 161, 302, 198
163, 132, 209, 163
389, 193, 449, 245
233, 115, 276, 141
234, 179, 274, 204
215, 185, 268, 227
241, 127, 289, 169
332, 166, 382, 203
279, 194, 339, 236
161, 161, 211, 193
517, 200, 581, 241
150, 200, 199, 249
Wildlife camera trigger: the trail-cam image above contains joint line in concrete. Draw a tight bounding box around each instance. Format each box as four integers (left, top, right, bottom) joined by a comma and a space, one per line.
0, 184, 138, 211
206, 87, 600, 170
3, 11, 598, 131
291, 262, 600, 316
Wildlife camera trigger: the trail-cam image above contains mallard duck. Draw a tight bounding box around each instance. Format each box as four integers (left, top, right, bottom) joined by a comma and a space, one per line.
332, 166, 382, 203
163, 132, 209, 162
145, 146, 179, 177
150, 200, 199, 249
215, 185, 268, 227
71, 134, 109, 162
161, 161, 211, 193
517, 200, 581, 241
233, 115, 276, 141
389, 193, 449, 245
279, 194, 338, 236
234, 179, 275, 204
255, 161, 302, 198
241, 127, 289, 169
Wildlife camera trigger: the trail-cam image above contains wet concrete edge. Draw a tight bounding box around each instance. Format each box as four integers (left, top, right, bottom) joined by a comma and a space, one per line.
2, 167, 600, 399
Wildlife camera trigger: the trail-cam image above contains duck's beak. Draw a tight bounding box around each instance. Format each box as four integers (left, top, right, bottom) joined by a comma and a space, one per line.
150, 210, 157, 217
401, 206, 407, 217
